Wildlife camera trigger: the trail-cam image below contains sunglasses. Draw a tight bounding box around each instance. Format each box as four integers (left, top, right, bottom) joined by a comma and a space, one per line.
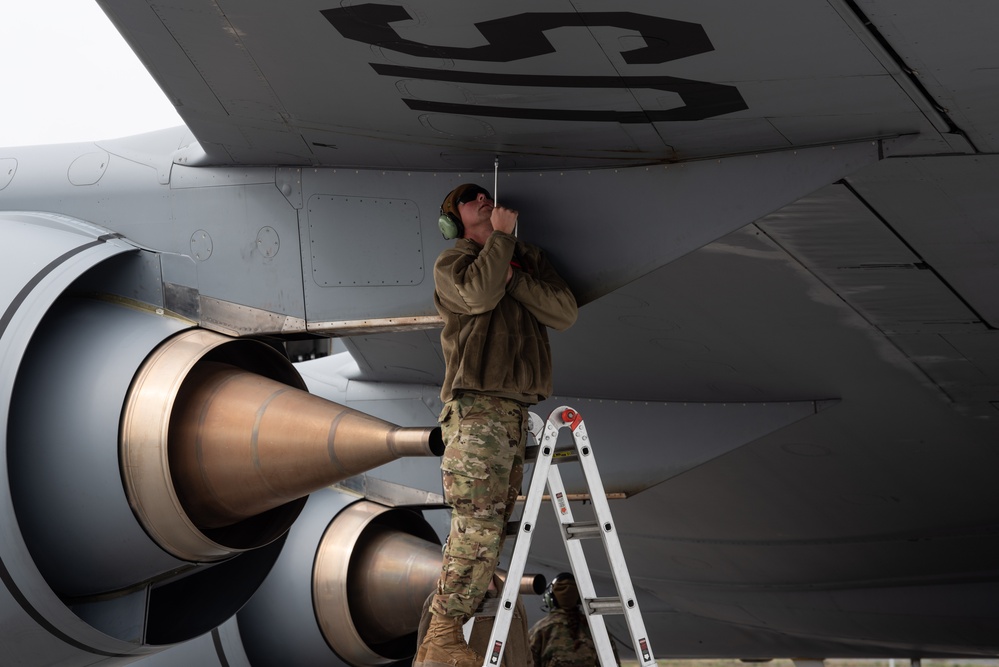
456, 186, 493, 205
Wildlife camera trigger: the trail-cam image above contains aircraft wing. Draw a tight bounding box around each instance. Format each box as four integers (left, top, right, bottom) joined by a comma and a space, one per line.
97, 0, 977, 170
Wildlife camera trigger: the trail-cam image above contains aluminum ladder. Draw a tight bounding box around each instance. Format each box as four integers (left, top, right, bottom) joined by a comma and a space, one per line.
481, 406, 656, 666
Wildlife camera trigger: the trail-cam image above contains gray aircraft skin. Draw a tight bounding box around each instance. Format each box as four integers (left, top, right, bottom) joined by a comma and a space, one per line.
2, 1, 999, 665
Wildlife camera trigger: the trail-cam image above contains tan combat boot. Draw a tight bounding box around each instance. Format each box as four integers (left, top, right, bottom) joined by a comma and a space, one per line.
416, 614, 482, 667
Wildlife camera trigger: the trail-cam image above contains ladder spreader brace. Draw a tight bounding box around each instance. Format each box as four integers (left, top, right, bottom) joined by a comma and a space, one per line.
481, 406, 656, 667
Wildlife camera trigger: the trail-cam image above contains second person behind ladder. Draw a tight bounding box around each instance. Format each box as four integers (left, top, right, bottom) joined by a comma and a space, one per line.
530, 573, 621, 667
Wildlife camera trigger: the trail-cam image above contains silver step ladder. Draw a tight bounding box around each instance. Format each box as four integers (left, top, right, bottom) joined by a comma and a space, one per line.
481, 406, 656, 667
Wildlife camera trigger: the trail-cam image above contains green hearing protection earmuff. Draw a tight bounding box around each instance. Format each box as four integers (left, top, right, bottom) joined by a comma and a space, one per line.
542, 584, 557, 610
438, 210, 464, 240
544, 572, 578, 611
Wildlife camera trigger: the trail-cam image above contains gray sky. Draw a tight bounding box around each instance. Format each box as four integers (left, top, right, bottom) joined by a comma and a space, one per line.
0, 1, 183, 147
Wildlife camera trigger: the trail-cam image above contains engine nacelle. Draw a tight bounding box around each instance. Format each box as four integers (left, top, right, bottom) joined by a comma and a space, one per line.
239, 490, 441, 665
133, 488, 543, 667
0, 213, 440, 664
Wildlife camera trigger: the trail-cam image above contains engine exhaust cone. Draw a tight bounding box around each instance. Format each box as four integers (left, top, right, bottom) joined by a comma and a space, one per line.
121, 330, 443, 562
312, 501, 544, 664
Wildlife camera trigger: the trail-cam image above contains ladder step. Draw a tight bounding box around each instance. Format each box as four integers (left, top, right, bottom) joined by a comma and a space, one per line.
565, 520, 601, 539
585, 597, 624, 616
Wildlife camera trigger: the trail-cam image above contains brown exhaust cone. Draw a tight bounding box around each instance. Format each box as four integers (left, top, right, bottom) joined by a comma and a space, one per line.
498, 571, 548, 596
170, 361, 444, 529
344, 524, 444, 644
312, 501, 546, 665
121, 329, 443, 562
338, 525, 546, 648
314, 501, 443, 664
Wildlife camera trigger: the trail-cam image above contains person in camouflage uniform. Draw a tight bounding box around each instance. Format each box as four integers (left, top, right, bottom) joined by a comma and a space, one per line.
416, 184, 577, 667
530, 573, 621, 667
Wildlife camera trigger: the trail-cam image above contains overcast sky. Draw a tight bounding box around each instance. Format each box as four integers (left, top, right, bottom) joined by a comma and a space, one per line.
0, 1, 183, 147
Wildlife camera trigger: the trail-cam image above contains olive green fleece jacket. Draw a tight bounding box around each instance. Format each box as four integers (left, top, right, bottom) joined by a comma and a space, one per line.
434, 231, 578, 405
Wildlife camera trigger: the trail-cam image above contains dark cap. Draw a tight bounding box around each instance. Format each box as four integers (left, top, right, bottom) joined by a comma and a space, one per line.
551, 573, 580, 609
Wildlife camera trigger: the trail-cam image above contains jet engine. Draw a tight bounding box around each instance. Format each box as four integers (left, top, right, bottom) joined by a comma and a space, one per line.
131, 487, 544, 667
236, 489, 444, 665
0, 214, 441, 665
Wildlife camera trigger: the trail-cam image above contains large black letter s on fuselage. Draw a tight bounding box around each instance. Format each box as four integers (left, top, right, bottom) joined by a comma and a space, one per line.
322, 4, 748, 122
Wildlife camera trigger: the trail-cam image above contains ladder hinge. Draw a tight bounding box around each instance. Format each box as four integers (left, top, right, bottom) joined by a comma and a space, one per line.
525, 445, 577, 463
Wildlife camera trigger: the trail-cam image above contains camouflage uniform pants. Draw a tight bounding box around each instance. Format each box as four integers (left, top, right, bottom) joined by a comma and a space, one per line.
431, 392, 528, 619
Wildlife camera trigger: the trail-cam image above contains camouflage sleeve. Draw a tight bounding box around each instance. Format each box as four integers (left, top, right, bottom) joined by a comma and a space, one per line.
528, 620, 545, 667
